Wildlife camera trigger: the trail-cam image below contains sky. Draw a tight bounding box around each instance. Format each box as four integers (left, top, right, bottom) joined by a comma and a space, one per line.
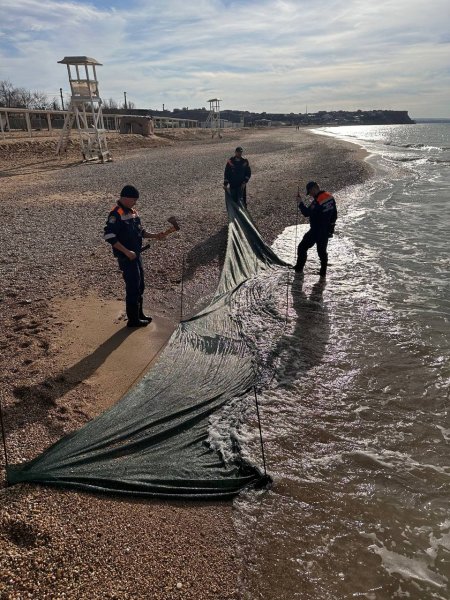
1, 0, 449, 117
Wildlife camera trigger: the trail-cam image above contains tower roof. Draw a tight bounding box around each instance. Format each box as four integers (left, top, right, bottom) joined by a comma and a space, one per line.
58, 56, 103, 66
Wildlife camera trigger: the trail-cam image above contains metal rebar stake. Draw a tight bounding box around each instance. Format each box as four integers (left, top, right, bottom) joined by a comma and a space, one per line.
286, 272, 290, 324
180, 253, 185, 321
0, 391, 9, 483
253, 386, 267, 477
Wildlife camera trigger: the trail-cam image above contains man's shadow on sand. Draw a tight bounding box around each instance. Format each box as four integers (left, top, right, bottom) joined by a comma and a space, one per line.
0, 159, 82, 179
183, 226, 228, 282
6, 327, 134, 436
266, 273, 330, 387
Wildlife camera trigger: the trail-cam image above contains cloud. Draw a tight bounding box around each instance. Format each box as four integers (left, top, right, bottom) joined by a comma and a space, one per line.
1, 0, 449, 116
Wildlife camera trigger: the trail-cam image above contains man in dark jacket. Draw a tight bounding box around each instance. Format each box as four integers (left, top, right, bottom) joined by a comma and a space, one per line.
103, 185, 178, 327
294, 181, 337, 277
223, 147, 252, 207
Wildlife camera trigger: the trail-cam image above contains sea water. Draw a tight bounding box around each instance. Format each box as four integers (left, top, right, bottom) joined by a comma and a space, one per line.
225, 124, 450, 599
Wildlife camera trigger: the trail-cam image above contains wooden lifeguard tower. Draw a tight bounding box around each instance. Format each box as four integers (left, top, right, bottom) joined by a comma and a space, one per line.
206, 98, 222, 138
56, 56, 111, 162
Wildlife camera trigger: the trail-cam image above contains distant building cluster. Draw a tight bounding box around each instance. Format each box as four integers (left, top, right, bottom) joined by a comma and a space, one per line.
141, 107, 415, 127
219, 108, 415, 126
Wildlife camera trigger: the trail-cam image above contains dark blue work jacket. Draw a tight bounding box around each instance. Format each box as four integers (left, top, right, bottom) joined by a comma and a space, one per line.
103, 202, 144, 257
224, 156, 251, 188
299, 191, 337, 236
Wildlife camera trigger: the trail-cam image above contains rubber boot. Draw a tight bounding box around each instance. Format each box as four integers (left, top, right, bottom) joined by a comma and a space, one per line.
138, 297, 152, 324
294, 254, 306, 273
126, 303, 149, 328
319, 263, 327, 278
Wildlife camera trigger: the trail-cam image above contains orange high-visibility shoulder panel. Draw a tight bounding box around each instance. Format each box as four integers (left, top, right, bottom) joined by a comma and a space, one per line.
317, 192, 333, 205
111, 206, 126, 216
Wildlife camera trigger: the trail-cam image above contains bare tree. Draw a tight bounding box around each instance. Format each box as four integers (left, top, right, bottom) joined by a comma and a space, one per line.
15, 87, 33, 108
0, 80, 51, 109
121, 100, 136, 110
30, 91, 51, 110
103, 97, 119, 109
51, 97, 61, 111
0, 80, 15, 107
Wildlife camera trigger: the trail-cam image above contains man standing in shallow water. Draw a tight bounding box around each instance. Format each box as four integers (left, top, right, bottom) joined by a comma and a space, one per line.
103, 185, 178, 328
294, 181, 337, 277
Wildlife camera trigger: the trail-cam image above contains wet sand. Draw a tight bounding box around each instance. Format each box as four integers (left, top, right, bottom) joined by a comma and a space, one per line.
0, 127, 371, 598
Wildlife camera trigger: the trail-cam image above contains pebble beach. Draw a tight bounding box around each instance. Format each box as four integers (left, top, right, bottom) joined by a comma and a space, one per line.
0, 127, 371, 599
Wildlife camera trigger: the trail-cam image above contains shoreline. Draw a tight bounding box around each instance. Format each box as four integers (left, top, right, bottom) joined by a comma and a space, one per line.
0, 128, 372, 599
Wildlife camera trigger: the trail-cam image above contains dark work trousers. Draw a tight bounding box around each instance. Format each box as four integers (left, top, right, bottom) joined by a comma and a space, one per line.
117, 254, 145, 313
296, 229, 329, 275
229, 186, 247, 208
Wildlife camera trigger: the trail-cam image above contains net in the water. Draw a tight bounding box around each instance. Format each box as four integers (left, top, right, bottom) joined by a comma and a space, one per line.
7, 195, 288, 499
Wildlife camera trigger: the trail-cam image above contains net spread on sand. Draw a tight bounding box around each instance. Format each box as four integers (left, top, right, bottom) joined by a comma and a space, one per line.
7, 194, 288, 499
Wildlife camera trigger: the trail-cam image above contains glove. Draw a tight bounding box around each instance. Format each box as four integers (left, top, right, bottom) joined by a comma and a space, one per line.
328, 224, 335, 238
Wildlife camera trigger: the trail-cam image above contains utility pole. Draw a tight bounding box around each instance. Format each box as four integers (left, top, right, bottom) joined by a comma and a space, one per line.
162, 103, 165, 111
60, 88, 65, 111
124, 91, 128, 110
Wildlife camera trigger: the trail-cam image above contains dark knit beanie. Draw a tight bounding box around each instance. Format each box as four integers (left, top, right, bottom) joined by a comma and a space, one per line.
306, 181, 318, 194
120, 185, 139, 199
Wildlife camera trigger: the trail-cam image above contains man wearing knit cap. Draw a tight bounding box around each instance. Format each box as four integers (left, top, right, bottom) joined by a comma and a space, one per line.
103, 185, 178, 327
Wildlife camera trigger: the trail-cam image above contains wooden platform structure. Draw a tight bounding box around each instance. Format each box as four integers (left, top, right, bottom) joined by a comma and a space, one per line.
56, 56, 111, 162
205, 98, 222, 138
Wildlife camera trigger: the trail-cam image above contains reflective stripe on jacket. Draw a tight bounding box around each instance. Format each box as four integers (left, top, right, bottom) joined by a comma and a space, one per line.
103, 202, 144, 256
299, 190, 337, 235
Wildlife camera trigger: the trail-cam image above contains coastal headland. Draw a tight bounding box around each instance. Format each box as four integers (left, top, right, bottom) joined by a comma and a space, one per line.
0, 127, 372, 598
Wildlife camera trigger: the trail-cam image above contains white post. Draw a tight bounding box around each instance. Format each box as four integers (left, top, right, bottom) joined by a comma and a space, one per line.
25, 111, 32, 139
66, 65, 72, 94
46, 112, 53, 135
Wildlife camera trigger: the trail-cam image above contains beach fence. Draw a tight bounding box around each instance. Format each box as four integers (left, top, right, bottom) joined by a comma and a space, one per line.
201, 118, 243, 129
0, 107, 199, 140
